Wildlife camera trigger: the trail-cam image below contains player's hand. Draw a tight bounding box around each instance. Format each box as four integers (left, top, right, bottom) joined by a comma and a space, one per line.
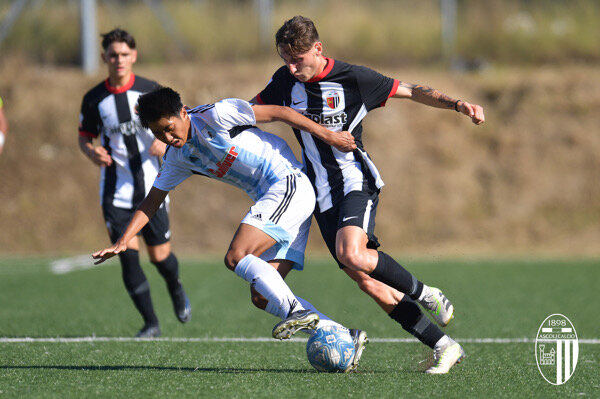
149, 139, 167, 157
92, 240, 127, 265
457, 101, 485, 125
329, 130, 357, 152
89, 146, 113, 167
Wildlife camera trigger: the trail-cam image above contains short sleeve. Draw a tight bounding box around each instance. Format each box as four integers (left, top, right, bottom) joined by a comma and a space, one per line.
353, 65, 398, 111
255, 67, 289, 106
79, 96, 100, 138
212, 98, 257, 131
152, 151, 192, 192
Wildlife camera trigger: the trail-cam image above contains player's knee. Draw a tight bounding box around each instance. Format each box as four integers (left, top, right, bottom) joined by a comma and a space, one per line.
147, 244, 171, 263
250, 287, 267, 310
224, 249, 248, 271
336, 246, 368, 272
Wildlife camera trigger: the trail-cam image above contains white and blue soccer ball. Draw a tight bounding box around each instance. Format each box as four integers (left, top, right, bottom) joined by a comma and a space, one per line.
306, 325, 356, 373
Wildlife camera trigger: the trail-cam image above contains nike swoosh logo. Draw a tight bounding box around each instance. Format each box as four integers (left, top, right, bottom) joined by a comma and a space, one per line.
342, 216, 358, 222
292, 100, 303, 105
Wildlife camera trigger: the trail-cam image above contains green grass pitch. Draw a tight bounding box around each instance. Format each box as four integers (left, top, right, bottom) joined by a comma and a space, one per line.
0, 257, 598, 398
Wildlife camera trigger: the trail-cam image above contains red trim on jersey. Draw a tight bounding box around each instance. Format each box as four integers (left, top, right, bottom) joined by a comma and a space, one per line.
104, 74, 136, 94
307, 57, 334, 83
255, 93, 265, 105
78, 130, 98, 138
380, 79, 400, 107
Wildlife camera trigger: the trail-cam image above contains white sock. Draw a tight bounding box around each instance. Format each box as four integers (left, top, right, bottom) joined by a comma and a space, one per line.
296, 296, 344, 334
434, 334, 452, 349
234, 254, 304, 319
418, 284, 430, 302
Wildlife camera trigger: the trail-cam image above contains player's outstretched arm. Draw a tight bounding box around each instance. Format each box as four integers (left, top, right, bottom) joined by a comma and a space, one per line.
393, 81, 485, 125
92, 187, 168, 264
251, 104, 357, 152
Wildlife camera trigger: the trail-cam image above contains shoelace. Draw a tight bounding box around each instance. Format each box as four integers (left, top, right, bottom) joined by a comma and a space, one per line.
423, 293, 440, 313
434, 346, 447, 363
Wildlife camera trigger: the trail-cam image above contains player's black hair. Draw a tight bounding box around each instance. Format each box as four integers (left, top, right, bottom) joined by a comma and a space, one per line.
276, 15, 320, 56
101, 28, 136, 50
137, 87, 183, 129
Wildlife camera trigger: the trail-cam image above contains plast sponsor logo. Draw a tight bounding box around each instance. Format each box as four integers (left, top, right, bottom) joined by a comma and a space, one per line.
304, 112, 347, 127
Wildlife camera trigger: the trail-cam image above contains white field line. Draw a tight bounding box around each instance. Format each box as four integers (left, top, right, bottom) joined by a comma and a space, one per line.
1, 337, 599, 344
49, 255, 115, 275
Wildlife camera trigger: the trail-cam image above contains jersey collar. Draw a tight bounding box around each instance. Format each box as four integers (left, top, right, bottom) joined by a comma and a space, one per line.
104, 73, 135, 94
306, 57, 334, 83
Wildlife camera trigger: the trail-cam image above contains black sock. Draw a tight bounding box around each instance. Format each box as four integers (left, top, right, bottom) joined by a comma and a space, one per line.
119, 249, 158, 326
388, 296, 444, 349
152, 252, 180, 291
369, 251, 424, 300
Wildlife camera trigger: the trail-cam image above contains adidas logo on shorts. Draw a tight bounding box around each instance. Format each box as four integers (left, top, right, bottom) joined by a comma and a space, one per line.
251, 213, 262, 221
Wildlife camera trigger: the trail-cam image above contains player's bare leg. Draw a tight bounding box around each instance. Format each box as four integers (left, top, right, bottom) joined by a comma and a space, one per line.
335, 226, 462, 372
224, 224, 319, 338
343, 268, 404, 313
336, 225, 454, 326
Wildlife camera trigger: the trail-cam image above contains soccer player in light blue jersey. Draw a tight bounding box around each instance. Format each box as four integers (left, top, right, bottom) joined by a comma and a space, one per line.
92, 87, 368, 371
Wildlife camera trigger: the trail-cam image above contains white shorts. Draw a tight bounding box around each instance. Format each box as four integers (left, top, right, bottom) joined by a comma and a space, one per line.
241, 171, 315, 270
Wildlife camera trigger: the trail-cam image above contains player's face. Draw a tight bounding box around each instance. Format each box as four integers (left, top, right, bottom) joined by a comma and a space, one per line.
148, 108, 190, 148
102, 41, 137, 80
279, 42, 325, 82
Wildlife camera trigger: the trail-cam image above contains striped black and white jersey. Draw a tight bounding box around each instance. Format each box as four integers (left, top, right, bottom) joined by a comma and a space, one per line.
256, 58, 399, 213
79, 74, 164, 209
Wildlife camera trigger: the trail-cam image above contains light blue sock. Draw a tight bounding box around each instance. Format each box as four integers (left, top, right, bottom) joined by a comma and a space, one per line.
296, 296, 344, 332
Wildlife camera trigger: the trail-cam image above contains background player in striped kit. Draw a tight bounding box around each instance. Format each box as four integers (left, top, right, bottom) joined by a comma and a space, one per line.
91, 87, 368, 371
253, 16, 485, 374
78, 29, 190, 338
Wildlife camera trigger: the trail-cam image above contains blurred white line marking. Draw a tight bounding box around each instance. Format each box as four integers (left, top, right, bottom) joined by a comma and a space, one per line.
49, 255, 113, 274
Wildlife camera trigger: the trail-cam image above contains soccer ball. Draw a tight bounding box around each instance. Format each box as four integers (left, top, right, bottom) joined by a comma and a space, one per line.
306, 325, 356, 372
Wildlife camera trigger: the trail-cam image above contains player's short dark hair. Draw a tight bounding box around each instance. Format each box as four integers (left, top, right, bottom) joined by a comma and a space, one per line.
275, 16, 320, 56
137, 87, 183, 129
101, 28, 136, 51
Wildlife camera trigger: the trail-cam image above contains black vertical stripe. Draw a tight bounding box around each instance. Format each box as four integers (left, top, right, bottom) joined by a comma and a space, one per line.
114, 92, 145, 206
357, 151, 378, 192
294, 128, 320, 213
343, 83, 376, 192
271, 175, 296, 224
271, 176, 291, 223
102, 136, 117, 206
305, 82, 345, 206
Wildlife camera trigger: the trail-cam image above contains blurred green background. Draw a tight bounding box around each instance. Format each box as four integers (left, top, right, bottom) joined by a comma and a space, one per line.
2, 0, 599, 66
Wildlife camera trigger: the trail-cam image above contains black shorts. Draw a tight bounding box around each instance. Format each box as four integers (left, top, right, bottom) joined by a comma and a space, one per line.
314, 190, 380, 269
102, 202, 171, 246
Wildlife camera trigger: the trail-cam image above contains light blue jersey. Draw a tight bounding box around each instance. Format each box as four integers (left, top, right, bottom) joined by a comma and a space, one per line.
153, 98, 301, 200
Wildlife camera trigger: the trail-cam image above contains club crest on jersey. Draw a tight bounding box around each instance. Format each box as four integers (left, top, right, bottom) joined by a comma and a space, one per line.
325, 91, 341, 109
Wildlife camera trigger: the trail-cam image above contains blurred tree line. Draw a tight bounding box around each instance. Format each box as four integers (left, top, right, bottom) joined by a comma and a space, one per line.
0, 0, 598, 67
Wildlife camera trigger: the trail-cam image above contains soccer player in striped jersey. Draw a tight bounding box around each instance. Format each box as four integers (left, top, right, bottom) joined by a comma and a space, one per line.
92, 87, 368, 371
253, 16, 486, 374
78, 29, 190, 338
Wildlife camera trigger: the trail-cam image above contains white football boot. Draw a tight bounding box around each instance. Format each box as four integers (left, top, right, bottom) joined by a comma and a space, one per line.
419, 286, 454, 327
424, 337, 465, 374
272, 309, 320, 340
346, 329, 369, 373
